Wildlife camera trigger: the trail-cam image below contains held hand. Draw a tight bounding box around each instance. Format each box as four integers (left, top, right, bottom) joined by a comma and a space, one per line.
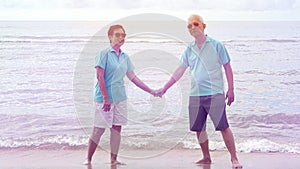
102, 100, 111, 112
152, 88, 166, 98
157, 88, 165, 97
152, 89, 160, 97
225, 90, 234, 106
150, 89, 157, 97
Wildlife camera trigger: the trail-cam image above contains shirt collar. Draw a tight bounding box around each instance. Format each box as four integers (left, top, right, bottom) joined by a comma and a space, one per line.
191, 35, 210, 47
109, 46, 124, 55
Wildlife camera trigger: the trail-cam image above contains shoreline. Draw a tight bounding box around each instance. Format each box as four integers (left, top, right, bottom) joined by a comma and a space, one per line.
0, 149, 299, 169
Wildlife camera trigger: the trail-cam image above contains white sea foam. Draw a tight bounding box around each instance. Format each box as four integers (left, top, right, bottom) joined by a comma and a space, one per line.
1, 135, 299, 154
181, 139, 300, 153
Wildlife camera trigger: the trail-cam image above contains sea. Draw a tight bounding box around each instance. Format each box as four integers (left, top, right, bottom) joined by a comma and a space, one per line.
0, 19, 299, 158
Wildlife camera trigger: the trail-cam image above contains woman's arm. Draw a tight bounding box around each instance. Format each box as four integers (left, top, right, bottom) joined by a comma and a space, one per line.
96, 66, 111, 111
126, 71, 154, 94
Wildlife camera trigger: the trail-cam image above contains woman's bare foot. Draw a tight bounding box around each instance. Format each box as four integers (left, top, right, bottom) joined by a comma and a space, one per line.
232, 160, 242, 169
111, 160, 126, 166
82, 159, 91, 165
194, 158, 212, 164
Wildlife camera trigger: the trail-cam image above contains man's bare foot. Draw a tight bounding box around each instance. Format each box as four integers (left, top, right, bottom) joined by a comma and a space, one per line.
83, 159, 91, 165
194, 158, 212, 164
111, 160, 126, 166
232, 160, 242, 169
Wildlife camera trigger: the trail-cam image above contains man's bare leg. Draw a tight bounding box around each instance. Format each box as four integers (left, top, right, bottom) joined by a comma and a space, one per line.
110, 125, 125, 165
195, 131, 212, 164
83, 127, 105, 165
221, 128, 242, 168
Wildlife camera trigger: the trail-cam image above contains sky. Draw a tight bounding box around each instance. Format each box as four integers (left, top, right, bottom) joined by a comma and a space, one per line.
0, 0, 300, 21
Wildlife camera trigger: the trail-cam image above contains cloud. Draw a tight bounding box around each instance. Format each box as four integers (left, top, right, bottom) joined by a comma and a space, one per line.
1, 0, 299, 11
232, 0, 298, 11
0, 0, 299, 20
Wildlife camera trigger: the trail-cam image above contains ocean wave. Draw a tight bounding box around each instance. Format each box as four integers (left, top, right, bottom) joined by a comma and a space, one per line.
233, 113, 300, 125
126, 40, 182, 44
0, 35, 185, 44
1, 35, 97, 40
243, 70, 300, 76
223, 38, 300, 44
0, 35, 106, 43
2, 35, 299, 45
0, 40, 89, 44
263, 39, 299, 43
237, 139, 300, 153
180, 139, 300, 153
1, 135, 299, 154
0, 135, 88, 150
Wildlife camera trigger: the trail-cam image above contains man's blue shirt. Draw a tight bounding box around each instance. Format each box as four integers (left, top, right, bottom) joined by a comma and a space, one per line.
179, 36, 230, 96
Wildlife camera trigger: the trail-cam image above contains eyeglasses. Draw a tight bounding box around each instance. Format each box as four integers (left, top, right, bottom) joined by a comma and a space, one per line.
114, 33, 126, 38
187, 22, 200, 29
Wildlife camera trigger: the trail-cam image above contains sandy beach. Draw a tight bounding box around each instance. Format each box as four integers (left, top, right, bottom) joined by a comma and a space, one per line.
0, 149, 299, 169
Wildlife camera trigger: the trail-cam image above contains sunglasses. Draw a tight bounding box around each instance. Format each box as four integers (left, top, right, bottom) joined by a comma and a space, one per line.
114, 33, 126, 38
187, 22, 200, 29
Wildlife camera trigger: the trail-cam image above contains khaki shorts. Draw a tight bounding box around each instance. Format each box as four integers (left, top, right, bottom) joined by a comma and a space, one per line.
94, 100, 128, 128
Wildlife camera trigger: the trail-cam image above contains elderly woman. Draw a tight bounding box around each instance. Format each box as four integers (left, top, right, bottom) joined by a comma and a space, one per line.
84, 24, 154, 166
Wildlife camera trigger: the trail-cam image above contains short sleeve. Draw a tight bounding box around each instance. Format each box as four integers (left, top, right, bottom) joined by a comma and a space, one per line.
126, 57, 135, 73
216, 42, 230, 65
95, 50, 108, 69
178, 47, 190, 68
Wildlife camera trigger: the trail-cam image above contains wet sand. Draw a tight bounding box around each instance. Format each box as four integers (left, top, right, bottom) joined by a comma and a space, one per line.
0, 149, 299, 169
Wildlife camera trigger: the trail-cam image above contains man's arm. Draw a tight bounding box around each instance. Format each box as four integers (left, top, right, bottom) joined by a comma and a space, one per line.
159, 66, 186, 96
96, 66, 111, 111
223, 62, 234, 106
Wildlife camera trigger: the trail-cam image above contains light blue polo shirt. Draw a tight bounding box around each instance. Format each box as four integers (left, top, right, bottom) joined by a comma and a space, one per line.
179, 36, 230, 96
94, 46, 134, 103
